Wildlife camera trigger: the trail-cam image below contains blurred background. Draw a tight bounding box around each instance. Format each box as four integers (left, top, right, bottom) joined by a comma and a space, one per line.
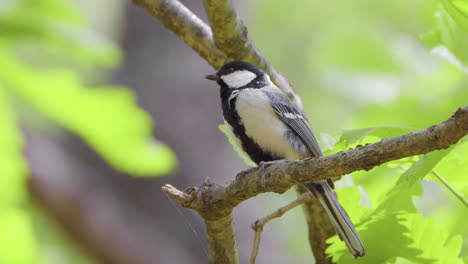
0, 0, 467, 263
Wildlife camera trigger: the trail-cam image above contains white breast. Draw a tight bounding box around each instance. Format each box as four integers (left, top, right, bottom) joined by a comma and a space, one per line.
235, 88, 302, 160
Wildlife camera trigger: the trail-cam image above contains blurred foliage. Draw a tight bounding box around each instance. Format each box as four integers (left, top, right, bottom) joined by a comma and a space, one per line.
247, 0, 468, 263
219, 124, 256, 166
0, 87, 37, 264
0, 0, 176, 263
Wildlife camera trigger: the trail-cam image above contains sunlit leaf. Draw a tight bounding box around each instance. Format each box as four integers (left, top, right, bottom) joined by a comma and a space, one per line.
0, 209, 38, 264
403, 213, 464, 264
335, 186, 372, 224
0, 87, 27, 205
0, 0, 121, 67
327, 213, 431, 264
421, 0, 468, 73
218, 124, 256, 166
429, 139, 468, 186
0, 48, 176, 177
370, 147, 454, 216
337, 126, 416, 146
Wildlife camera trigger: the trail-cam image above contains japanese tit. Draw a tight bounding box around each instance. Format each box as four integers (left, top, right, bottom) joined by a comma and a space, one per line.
206, 61, 365, 258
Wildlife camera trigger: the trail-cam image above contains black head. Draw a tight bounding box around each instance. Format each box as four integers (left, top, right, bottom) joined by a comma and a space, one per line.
206, 61, 268, 89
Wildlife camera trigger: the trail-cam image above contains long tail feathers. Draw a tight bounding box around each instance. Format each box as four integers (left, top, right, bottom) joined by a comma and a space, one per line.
305, 181, 365, 258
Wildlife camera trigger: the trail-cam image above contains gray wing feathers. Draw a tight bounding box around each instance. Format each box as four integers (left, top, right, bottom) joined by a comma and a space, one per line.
264, 90, 323, 157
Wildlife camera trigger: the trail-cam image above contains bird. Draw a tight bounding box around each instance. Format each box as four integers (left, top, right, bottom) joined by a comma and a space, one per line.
205, 61, 365, 258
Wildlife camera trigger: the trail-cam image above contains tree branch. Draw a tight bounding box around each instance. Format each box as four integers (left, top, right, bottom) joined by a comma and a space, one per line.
133, 0, 303, 110
250, 193, 311, 264
163, 106, 467, 215
132, 0, 228, 68
431, 170, 468, 207
163, 181, 239, 264
202, 0, 303, 110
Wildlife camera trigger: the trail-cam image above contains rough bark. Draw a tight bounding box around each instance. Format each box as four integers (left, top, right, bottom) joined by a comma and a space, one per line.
165, 106, 467, 210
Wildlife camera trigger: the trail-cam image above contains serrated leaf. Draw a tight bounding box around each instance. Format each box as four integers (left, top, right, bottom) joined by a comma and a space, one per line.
403, 213, 464, 264
328, 148, 457, 263
371, 147, 454, 216
218, 124, 256, 166
0, 48, 176, 177
327, 213, 432, 264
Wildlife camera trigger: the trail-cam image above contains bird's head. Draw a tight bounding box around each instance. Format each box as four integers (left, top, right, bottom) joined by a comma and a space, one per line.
206, 61, 268, 89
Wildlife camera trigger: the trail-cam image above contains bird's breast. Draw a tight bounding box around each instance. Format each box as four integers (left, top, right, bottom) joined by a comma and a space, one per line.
235, 89, 302, 160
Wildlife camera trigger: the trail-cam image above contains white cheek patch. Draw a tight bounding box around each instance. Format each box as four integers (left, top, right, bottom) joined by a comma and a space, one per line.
221, 70, 256, 88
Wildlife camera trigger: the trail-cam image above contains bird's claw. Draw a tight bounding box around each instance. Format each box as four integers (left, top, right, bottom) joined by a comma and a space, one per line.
258, 160, 278, 170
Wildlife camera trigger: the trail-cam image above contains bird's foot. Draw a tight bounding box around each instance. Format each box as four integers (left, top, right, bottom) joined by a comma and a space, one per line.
258, 160, 280, 170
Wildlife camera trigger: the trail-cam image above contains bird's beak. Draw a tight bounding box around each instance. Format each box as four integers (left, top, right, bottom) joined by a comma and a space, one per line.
205, 73, 219, 81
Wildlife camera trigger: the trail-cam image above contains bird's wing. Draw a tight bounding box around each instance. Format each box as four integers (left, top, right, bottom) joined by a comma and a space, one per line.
263, 89, 323, 157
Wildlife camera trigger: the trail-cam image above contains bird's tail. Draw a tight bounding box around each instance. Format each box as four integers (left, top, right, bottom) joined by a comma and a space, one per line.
305, 180, 365, 258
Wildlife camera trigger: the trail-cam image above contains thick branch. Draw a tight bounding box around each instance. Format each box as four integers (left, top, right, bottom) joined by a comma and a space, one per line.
132, 0, 228, 68
202, 0, 303, 110
163, 181, 238, 264
165, 107, 467, 217
205, 211, 239, 264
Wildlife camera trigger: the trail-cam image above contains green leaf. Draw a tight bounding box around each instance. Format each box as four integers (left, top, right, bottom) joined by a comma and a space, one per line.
429, 139, 468, 186
371, 147, 454, 215
0, 0, 121, 67
0, 88, 27, 205
328, 148, 457, 262
0, 88, 37, 264
337, 126, 416, 147
351, 165, 402, 210
335, 186, 373, 224
421, 0, 468, 73
442, 0, 468, 32
327, 213, 432, 264
403, 213, 464, 264
0, 208, 38, 264
218, 124, 256, 166
0, 48, 176, 177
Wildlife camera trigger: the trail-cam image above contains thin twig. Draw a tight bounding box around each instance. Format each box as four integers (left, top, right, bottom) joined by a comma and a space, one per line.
432, 170, 468, 207
249, 193, 312, 264
203, 0, 304, 110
